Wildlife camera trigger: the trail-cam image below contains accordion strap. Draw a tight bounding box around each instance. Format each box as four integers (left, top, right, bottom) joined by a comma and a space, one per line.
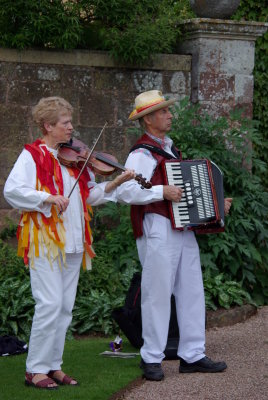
130, 143, 181, 160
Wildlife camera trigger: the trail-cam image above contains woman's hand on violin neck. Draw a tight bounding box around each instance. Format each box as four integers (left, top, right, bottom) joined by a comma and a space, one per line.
45, 194, 70, 212
105, 169, 135, 193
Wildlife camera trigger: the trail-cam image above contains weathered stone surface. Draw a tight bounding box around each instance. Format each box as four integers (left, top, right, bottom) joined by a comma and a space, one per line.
235, 75, 254, 104
199, 72, 235, 101
177, 19, 267, 115
8, 79, 53, 105
0, 209, 20, 229
0, 78, 7, 103
132, 71, 163, 93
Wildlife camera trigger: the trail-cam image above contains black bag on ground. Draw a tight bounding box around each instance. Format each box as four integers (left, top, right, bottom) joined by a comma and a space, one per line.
0, 335, 28, 356
112, 272, 179, 359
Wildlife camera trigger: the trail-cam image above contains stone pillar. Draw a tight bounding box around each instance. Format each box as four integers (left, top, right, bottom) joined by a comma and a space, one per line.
177, 19, 268, 117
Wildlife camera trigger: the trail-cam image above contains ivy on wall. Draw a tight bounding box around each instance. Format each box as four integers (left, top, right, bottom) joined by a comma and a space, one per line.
233, 1, 268, 186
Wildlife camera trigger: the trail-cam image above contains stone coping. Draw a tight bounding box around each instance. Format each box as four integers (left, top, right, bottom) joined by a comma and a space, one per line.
0, 48, 191, 71
178, 18, 268, 41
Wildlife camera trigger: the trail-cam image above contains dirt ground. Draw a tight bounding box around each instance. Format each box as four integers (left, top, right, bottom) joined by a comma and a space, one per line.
113, 306, 268, 400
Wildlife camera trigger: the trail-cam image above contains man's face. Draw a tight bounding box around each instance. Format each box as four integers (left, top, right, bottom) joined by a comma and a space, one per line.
145, 107, 173, 137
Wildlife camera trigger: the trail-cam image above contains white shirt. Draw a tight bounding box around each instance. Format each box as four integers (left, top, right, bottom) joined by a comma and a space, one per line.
3, 146, 116, 254
116, 133, 175, 204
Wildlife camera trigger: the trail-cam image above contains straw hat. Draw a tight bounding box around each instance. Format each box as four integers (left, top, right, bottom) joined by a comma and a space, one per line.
128, 90, 176, 121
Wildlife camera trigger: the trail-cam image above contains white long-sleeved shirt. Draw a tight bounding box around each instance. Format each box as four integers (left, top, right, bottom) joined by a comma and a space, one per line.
116, 133, 176, 204
3, 146, 117, 254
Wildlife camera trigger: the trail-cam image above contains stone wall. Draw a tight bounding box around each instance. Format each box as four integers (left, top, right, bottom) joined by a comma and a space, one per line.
0, 48, 191, 212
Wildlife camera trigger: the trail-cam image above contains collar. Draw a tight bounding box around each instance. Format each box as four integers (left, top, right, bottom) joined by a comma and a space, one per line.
39, 141, 58, 158
145, 132, 173, 149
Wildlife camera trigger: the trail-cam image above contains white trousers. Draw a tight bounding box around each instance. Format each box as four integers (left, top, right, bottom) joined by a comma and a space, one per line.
137, 214, 205, 364
26, 252, 83, 373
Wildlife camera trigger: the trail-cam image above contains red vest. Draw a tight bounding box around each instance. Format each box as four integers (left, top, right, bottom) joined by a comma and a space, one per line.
130, 134, 180, 238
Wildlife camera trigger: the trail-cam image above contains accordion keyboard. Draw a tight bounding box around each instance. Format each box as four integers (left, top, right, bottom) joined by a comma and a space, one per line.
164, 160, 216, 228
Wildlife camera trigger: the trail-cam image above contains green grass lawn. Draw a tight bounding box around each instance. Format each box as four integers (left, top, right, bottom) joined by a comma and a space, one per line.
0, 336, 141, 400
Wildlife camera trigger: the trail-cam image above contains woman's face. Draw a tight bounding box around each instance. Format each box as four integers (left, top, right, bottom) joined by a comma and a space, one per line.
44, 113, 73, 148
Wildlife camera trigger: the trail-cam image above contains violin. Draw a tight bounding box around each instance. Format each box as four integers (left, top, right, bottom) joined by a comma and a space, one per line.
58, 137, 152, 189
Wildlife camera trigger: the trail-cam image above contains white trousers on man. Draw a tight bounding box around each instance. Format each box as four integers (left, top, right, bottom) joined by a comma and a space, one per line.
137, 214, 206, 364
26, 252, 83, 373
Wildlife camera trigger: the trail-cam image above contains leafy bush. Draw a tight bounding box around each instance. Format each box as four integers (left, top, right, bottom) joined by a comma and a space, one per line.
0, 240, 33, 341
170, 99, 268, 305
204, 273, 253, 311
0, 0, 193, 64
0, 0, 82, 49
82, 0, 193, 64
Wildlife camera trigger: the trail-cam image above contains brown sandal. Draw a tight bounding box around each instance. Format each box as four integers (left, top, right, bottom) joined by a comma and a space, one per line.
25, 372, 58, 390
48, 370, 79, 386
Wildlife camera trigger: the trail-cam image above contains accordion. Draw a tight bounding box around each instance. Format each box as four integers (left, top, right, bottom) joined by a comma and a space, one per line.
162, 159, 225, 234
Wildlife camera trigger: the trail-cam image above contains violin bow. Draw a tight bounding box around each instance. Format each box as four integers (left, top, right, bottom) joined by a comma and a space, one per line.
58, 121, 108, 216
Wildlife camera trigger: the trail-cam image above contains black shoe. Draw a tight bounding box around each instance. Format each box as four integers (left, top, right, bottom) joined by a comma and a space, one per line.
140, 358, 164, 381
179, 356, 227, 373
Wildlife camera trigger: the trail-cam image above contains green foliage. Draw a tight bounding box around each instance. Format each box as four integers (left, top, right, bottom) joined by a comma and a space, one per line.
0, 240, 34, 341
233, 1, 268, 186
204, 273, 254, 311
0, 0, 82, 49
170, 99, 268, 305
82, 0, 193, 64
0, 0, 193, 63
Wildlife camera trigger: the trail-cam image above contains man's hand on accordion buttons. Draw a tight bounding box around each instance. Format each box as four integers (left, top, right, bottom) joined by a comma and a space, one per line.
224, 198, 233, 215
163, 185, 183, 202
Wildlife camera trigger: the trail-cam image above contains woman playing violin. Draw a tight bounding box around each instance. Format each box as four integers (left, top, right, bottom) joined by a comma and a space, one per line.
3, 96, 135, 390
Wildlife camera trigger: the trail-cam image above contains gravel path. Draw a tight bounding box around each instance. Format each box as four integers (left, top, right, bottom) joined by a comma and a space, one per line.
119, 306, 268, 400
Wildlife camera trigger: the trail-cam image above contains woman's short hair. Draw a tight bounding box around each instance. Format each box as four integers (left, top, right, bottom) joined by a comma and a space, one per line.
32, 97, 73, 134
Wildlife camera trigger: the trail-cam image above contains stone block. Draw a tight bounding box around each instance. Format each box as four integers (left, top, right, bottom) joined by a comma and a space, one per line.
198, 39, 221, 73
37, 67, 60, 81
102, 127, 127, 161
169, 71, 191, 98
0, 78, 7, 103
235, 75, 254, 104
8, 80, 53, 105
0, 209, 20, 229
0, 62, 17, 79
93, 69, 134, 93
72, 126, 106, 151
79, 92, 116, 126
61, 67, 93, 93
220, 40, 255, 75
132, 71, 163, 92
199, 72, 235, 102
0, 104, 30, 146
13, 64, 39, 81
200, 100, 235, 117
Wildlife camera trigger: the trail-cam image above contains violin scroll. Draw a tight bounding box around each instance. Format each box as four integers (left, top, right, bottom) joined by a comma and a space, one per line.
135, 174, 152, 189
